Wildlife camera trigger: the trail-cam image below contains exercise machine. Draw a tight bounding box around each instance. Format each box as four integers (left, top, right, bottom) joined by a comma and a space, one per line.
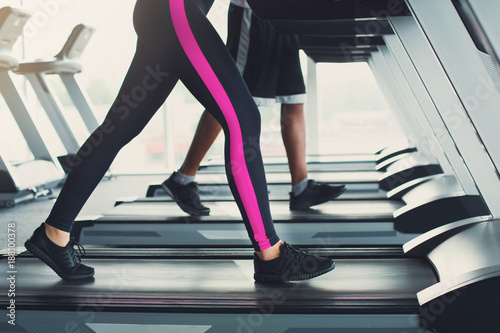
0, 7, 64, 207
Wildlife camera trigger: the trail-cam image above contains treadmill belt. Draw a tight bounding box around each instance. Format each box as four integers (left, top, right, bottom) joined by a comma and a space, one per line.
146, 181, 386, 200
76, 221, 418, 246
104, 201, 402, 221
74, 200, 407, 246
3, 256, 436, 313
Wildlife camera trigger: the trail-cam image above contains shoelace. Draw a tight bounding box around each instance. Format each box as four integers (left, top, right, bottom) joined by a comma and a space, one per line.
283, 242, 307, 261
184, 182, 198, 199
67, 238, 86, 265
184, 182, 202, 201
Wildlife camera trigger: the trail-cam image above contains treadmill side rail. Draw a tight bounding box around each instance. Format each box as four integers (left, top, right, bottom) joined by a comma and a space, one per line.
415, 220, 500, 332
394, 194, 490, 233
393, 175, 490, 233
403, 215, 491, 256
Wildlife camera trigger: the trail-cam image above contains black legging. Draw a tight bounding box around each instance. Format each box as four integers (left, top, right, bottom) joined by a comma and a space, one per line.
45, 0, 280, 251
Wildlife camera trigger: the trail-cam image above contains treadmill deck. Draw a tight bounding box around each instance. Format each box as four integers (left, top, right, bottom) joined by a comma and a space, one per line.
1, 255, 437, 313
101, 200, 403, 221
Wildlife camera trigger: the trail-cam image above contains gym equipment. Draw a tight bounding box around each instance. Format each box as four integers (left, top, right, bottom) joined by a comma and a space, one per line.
14, 24, 97, 172
0, 7, 64, 207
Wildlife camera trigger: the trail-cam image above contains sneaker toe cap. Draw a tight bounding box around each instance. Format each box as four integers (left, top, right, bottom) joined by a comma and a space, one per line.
69, 264, 95, 276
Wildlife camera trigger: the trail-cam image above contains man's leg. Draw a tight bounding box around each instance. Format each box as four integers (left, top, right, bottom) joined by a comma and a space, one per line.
281, 103, 346, 210
162, 110, 221, 215
179, 110, 222, 176
162, 0, 243, 216
280, 103, 307, 186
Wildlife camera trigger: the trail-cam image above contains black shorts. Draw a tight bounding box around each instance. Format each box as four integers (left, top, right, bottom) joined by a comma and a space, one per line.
226, 3, 306, 106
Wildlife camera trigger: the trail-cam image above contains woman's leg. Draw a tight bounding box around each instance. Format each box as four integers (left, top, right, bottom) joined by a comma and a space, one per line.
179, 110, 222, 176
134, 0, 280, 252
25, 40, 180, 280
45, 42, 179, 236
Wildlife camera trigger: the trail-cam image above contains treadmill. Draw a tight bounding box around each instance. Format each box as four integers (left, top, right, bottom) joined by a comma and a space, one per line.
115, 150, 407, 244
0, 7, 65, 207
2, 216, 499, 332
72, 198, 413, 248
144, 169, 388, 200
74, 162, 411, 248
0, 246, 437, 333
78, 148, 473, 246
145, 146, 439, 199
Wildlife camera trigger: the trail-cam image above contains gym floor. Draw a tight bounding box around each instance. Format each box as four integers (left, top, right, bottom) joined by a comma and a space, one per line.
0, 175, 161, 250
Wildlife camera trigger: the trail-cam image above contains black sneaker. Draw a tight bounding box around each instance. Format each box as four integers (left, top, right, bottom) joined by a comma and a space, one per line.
290, 179, 346, 211
254, 242, 335, 283
24, 223, 94, 281
161, 172, 210, 216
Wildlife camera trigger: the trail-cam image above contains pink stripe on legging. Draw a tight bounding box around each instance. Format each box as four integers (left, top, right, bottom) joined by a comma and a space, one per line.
169, 0, 271, 250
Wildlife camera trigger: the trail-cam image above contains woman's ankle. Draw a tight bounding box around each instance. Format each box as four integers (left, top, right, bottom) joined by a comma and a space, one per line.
44, 223, 70, 247
256, 241, 283, 261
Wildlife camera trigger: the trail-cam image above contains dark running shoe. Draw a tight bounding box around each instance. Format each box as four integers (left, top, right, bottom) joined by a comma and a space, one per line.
161, 172, 210, 216
254, 242, 335, 283
24, 223, 94, 281
290, 179, 346, 211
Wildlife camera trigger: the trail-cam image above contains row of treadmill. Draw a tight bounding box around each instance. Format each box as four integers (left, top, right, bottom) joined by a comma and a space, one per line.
0, 6, 97, 208
2, 0, 500, 332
